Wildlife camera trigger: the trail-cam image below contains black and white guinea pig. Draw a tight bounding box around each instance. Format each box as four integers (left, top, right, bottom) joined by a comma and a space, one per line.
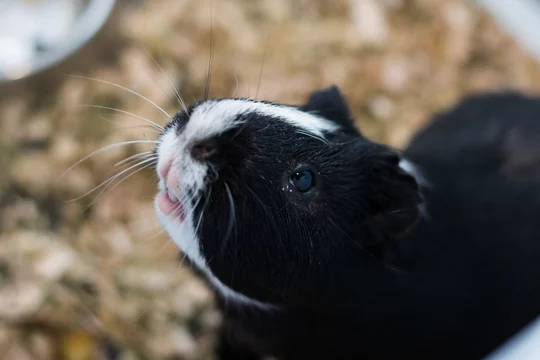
153, 86, 540, 360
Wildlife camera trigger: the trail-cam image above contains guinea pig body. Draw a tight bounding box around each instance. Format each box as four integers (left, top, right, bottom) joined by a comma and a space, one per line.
154, 87, 540, 359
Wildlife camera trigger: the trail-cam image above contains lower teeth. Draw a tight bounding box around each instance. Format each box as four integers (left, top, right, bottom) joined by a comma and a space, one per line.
167, 190, 178, 202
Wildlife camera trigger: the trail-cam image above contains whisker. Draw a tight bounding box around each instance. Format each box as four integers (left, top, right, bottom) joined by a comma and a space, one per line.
77, 104, 164, 130
142, 48, 189, 114
87, 160, 157, 205
204, 0, 215, 101
135, 228, 168, 247
67, 75, 172, 119
152, 237, 175, 258
186, 90, 197, 104
177, 252, 189, 269
169, 196, 197, 221
185, 195, 203, 219
67, 157, 157, 203
177, 238, 199, 269
96, 112, 162, 134
86, 160, 157, 207
97, 115, 160, 140
386, 207, 420, 215
115, 152, 155, 167
111, 125, 161, 135
232, 68, 240, 98
56, 140, 159, 181
246, 75, 251, 98
221, 182, 236, 255
115, 156, 157, 174
255, 26, 274, 100
54, 285, 107, 334
194, 187, 212, 235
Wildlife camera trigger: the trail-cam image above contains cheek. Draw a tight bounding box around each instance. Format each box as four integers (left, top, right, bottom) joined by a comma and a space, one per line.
156, 131, 177, 174
178, 155, 209, 194
155, 201, 208, 269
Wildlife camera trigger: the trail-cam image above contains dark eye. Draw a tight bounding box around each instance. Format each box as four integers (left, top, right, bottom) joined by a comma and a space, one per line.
290, 169, 315, 193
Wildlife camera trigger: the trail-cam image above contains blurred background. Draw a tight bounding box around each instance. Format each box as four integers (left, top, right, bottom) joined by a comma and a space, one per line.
1, 0, 540, 359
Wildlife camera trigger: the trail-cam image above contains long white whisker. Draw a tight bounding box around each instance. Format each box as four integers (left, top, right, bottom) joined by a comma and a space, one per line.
222, 182, 236, 253
168, 195, 198, 220
67, 75, 172, 119
204, 0, 215, 100
143, 48, 188, 114
184, 195, 203, 223
177, 253, 189, 268
97, 115, 161, 138
115, 151, 154, 167
135, 228, 168, 247
194, 187, 212, 235
152, 237, 175, 257
232, 70, 240, 98
97, 115, 161, 139
115, 156, 157, 173
85, 161, 158, 209
255, 27, 273, 100
57, 140, 159, 181
191, 195, 203, 213
68, 157, 157, 203
177, 238, 199, 269
96, 113, 161, 133
246, 74, 251, 98
89, 160, 157, 205
112, 125, 161, 135
77, 104, 164, 130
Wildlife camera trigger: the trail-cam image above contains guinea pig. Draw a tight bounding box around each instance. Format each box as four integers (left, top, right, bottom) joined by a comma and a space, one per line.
153, 86, 540, 359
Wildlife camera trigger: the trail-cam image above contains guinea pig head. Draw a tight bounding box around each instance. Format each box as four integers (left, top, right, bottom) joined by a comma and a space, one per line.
154, 86, 423, 309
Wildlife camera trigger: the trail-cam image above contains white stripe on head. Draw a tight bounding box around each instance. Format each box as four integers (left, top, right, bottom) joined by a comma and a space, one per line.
185, 99, 340, 142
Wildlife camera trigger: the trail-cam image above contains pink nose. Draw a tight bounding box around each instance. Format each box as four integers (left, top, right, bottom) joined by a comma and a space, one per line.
166, 169, 179, 192
159, 158, 173, 180
159, 158, 180, 192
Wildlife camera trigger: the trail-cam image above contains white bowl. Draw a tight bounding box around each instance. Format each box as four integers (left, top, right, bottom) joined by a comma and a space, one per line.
0, 0, 116, 82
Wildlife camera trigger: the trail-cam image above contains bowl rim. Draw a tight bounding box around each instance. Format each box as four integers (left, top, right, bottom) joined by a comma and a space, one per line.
0, 0, 117, 83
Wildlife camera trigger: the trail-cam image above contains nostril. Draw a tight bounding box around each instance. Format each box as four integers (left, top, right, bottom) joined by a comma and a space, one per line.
191, 140, 217, 161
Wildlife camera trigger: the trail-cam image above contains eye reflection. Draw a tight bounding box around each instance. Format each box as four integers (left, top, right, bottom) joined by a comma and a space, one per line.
290, 169, 315, 193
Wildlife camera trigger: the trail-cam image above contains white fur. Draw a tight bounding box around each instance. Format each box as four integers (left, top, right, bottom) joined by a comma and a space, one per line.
399, 159, 430, 218
157, 126, 209, 195
155, 204, 277, 310
399, 159, 430, 188
186, 99, 340, 141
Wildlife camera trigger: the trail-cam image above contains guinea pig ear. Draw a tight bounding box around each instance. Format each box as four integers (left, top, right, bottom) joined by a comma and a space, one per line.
300, 85, 359, 135
367, 153, 424, 244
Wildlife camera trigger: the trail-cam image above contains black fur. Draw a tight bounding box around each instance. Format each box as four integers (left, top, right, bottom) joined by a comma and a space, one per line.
175, 87, 540, 359
299, 85, 359, 135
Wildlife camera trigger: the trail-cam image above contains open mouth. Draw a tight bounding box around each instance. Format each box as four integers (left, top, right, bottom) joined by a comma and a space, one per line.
156, 187, 185, 220
156, 155, 186, 219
